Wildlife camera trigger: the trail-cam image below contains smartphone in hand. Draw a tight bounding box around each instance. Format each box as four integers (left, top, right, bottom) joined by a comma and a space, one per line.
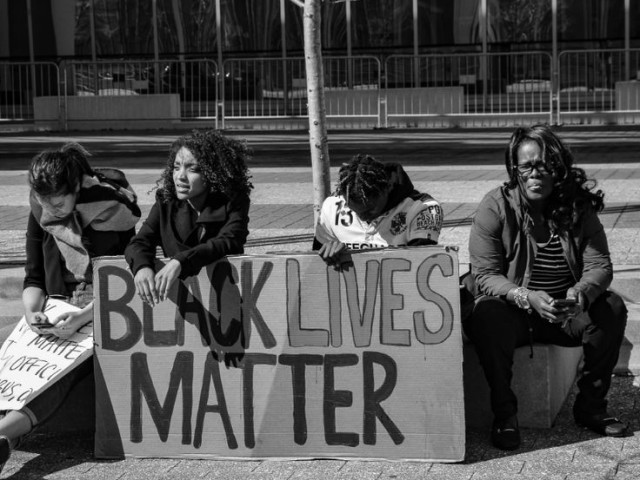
554, 298, 577, 307
31, 322, 54, 328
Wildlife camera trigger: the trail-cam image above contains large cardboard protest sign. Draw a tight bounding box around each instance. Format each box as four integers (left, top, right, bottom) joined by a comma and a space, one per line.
0, 298, 93, 410
93, 247, 464, 461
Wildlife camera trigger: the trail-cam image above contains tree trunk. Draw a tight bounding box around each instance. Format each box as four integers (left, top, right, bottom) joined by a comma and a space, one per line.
303, 0, 331, 223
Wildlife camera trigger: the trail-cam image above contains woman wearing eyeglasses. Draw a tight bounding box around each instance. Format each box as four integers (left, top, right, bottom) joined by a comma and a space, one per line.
464, 124, 628, 451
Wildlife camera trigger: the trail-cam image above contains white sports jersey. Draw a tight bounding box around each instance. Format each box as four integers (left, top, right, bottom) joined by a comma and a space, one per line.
315, 193, 443, 249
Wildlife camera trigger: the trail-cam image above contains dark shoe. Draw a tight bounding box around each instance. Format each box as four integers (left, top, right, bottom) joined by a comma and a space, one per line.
491, 415, 521, 451
574, 411, 628, 437
0, 435, 11, 473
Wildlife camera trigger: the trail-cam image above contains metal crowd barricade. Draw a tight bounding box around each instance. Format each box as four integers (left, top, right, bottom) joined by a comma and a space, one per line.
557, 48, 640, 124
5, 50, 640, 129
61, 58, 218, 123
0, 61, 59, 122
384, 52, 553, 126
220, 56, 382, 128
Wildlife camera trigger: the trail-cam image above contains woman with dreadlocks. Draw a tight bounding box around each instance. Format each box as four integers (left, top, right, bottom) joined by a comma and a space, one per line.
313, 154, 443, 266
464, 125, 628, 452
125, 129, 252, 306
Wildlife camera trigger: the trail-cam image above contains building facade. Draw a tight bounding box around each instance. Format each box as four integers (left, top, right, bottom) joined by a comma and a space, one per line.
1, 1, 638, 61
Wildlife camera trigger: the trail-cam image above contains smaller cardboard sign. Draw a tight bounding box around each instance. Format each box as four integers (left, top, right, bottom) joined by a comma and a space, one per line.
0, 298, 94, 410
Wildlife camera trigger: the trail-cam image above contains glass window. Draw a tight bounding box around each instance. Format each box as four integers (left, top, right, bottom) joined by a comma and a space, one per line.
74, 1, 93, 57
490, 0, 552, 47
352, 0, 413, 51
219, 0, 281, 54
451, 0, 481, 46
633, 1, 640, 48
284, 1, 304, 55
184, 0, 217, 54
285, 1, 348, 55
418, 0, 455, 48
89, 0, 154, 56
7, 0, 33, 58
559, 0, 625, 45
321, 1, 347, 53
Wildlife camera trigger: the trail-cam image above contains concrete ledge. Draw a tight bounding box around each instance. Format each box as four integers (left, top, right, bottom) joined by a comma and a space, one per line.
615, 81, 640, 110
34, 94, 181, 128
386, 87, 464, 115
464, 343, 583, 429
616, 302, 640, 375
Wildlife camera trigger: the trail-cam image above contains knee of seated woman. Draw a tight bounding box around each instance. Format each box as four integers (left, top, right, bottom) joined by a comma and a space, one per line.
581, 291, 628, 336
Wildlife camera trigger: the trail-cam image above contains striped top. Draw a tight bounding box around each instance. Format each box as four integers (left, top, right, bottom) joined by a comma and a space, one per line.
528, 234, 574, 298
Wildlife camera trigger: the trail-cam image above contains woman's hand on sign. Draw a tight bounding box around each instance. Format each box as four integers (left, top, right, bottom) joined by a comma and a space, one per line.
154, 259, 182, 302
134, 267, 159, 306
318, 241, 348, 267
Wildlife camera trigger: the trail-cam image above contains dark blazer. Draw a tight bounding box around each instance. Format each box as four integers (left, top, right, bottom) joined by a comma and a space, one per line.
125, 191, 250, 278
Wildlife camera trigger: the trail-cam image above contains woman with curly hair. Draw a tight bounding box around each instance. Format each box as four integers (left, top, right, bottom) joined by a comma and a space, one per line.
464, 125, 628, 451
125, 129, 252, 306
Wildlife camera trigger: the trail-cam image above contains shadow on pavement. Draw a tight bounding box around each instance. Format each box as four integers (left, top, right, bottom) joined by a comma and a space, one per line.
463, 375, 639, 464
3, 377, 637, 477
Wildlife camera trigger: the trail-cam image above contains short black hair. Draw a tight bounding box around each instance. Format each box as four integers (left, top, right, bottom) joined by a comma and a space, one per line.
28, 143, 94, 197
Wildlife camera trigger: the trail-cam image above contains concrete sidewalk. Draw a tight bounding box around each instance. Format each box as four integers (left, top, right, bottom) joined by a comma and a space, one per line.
0, 129, 639, 479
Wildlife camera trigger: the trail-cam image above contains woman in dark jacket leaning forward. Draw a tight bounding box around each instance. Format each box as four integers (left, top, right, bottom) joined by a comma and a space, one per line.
0, 143, 140, 472
125, 129, 253, 306
464, 125, 628, 451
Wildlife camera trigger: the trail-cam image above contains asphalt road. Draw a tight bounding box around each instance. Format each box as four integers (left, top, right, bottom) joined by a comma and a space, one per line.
1, 127, 639, 170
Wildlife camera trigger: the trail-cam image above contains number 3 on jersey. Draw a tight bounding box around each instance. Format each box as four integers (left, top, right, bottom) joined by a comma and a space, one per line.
334, 200, 353, 227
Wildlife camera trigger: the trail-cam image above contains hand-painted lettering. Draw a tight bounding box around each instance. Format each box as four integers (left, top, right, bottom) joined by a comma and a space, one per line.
362, 351, 403, 445
324, 354, 359, 447
414, 254, 454, 345
279, 354, 324, 445
238, 261, 276, 349
194, 352, 237, 449
241, 353, 277, 448
99, 265, 142, 351
130, 351, 193, 444
380, 259, 411, 346
287, 258, 330, 347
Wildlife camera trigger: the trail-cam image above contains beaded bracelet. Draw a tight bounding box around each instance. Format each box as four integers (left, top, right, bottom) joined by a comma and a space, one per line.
513, 286, 532, 314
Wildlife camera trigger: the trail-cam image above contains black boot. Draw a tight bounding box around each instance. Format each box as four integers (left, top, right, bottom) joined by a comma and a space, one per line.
574, 408, 628, 437
491, 415, 520, 451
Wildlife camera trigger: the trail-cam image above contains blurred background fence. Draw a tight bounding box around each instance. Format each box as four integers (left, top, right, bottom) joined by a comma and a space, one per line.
1, 48, 639, 129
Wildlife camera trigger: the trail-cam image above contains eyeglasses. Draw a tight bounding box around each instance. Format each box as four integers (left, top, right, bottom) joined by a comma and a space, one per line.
516, 161, 550, 176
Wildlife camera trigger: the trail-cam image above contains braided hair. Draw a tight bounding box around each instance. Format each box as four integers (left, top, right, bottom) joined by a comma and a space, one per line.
504, 124, 604, 232
156, 129, 253, 203
335, 154, 389, 205
29, 142, 94, 197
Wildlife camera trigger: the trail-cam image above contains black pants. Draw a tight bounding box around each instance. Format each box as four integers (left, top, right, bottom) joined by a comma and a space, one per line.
463, 291, 627, 422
